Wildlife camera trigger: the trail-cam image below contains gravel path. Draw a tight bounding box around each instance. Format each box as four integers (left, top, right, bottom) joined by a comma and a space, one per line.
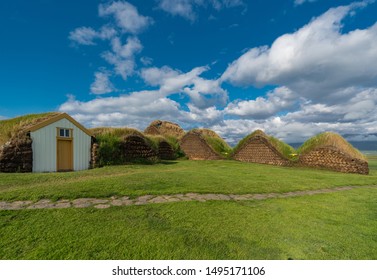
0, 185, 375, 211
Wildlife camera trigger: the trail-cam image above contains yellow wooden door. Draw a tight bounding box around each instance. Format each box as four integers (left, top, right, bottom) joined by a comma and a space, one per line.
57, 139, 73, 171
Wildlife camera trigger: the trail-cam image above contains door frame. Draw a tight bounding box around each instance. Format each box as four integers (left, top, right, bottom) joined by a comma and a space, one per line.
56, 128, 74, 172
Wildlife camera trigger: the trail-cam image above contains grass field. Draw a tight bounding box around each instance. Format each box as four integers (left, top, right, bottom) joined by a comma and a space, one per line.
0, 158, 376, 259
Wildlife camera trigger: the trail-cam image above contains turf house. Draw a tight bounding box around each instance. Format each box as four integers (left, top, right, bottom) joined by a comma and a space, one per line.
90, 127, 179, 165
0, 113, 93, 173
298, 132, 369, 175
232, 130, 295, 166
179, 129, 231, 160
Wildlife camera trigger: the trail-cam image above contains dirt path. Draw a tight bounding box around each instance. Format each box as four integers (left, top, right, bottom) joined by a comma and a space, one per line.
0, 185, 375, 211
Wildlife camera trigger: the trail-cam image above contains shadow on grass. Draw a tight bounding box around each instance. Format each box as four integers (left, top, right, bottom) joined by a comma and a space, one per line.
158, 161, 179, 165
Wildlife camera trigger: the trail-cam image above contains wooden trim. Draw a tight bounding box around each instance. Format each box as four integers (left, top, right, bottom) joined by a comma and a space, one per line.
29, 113, 93, 137
56, 127, 73, 140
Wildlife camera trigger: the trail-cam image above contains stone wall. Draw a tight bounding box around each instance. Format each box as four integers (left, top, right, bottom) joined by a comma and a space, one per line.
299, 146, 369, 175
233, 136, 291, 166
122, 135, 158, 162
158, 141, 176, 160
0, 135, 33, 173
180, 132, 222, 160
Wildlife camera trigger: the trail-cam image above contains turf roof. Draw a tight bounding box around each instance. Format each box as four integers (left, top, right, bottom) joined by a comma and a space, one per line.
190, 128, 232, 157
89, 127, 144, 138
0, 112, 60, 146
233, 130, 297, 160
144, 120, 185, 138
91, 127, 180, 153
297, 132, 366, 161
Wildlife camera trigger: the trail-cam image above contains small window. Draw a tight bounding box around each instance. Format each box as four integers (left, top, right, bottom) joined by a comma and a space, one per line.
59, 128, 71, 138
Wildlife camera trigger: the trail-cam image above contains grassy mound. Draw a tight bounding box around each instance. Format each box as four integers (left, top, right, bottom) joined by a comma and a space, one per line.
0, 112, 60, 146
144, 120, 185, 138
90, 127, 145, 166
233, 130, 297, 160
91, 127, 182, 165
191, 128, 232, 158
297, 132, 366, 161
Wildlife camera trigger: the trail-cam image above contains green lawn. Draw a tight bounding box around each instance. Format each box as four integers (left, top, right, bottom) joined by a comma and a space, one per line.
0, 159, 376, 259
0, 187, 376, 259
0, 159, 376, 201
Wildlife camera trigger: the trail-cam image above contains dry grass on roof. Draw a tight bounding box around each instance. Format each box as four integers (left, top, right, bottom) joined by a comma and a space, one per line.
233, 129, 296, 160
0, 112, 60, 146
297, 132, 366, 161
144, 120, 185, 138
89, 127, 144, 138
189, 128, 232, 157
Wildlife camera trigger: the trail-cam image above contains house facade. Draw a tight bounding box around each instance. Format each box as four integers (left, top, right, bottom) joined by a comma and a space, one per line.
28, 113, 93, 172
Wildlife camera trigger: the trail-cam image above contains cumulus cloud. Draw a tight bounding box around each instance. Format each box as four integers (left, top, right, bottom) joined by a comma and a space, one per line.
157, 0, 244, 21
102, 36, 143, 79
205, 85, 377, 146
58, 90, 223, 130
225, 87, 299, 118
90, 70, 115, 95
63, 1, 377, 146
59, 66, 228, 129
69, 26, 117, 45
99, 1, 153, 34
59, 91, 184, 128
141, 65, 228, 108
222, 1, 377, 103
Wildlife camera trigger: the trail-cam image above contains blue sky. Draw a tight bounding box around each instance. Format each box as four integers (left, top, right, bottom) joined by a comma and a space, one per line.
1, 0, 377, 144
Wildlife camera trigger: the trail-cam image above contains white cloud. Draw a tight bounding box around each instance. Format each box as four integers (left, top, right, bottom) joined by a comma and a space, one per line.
102, 36, 143, 79
283, 87, 377, 124
90, 70, 115, 95
69, 27, 98, 45
157, 0, 244, 21
63, 1, 377, 146
225, 87, 298, 118
99, 1, 153, 34
294, 0, 317, 6
222, 1, 377, 103
58, 91, 212, 130
158, 0, 196, 21
140, 56, 153, 66
59, 66, 228, 129
141, 66, 180, 86
141, 65, 228, 108
69, 26, 117, 45
111, 36, 143, 59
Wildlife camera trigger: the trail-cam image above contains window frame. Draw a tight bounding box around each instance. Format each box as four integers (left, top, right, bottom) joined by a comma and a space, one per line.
57, 128, 73, 139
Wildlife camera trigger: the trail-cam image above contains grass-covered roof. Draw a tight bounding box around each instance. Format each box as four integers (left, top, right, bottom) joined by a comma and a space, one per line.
190, 128, 232, 157
0, 112, 60, 146
144, 120, 185, 138
91, 126, 181, 153
89, 127, 144, 138
297, 132, 366, 161
233, 130, 297, 160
